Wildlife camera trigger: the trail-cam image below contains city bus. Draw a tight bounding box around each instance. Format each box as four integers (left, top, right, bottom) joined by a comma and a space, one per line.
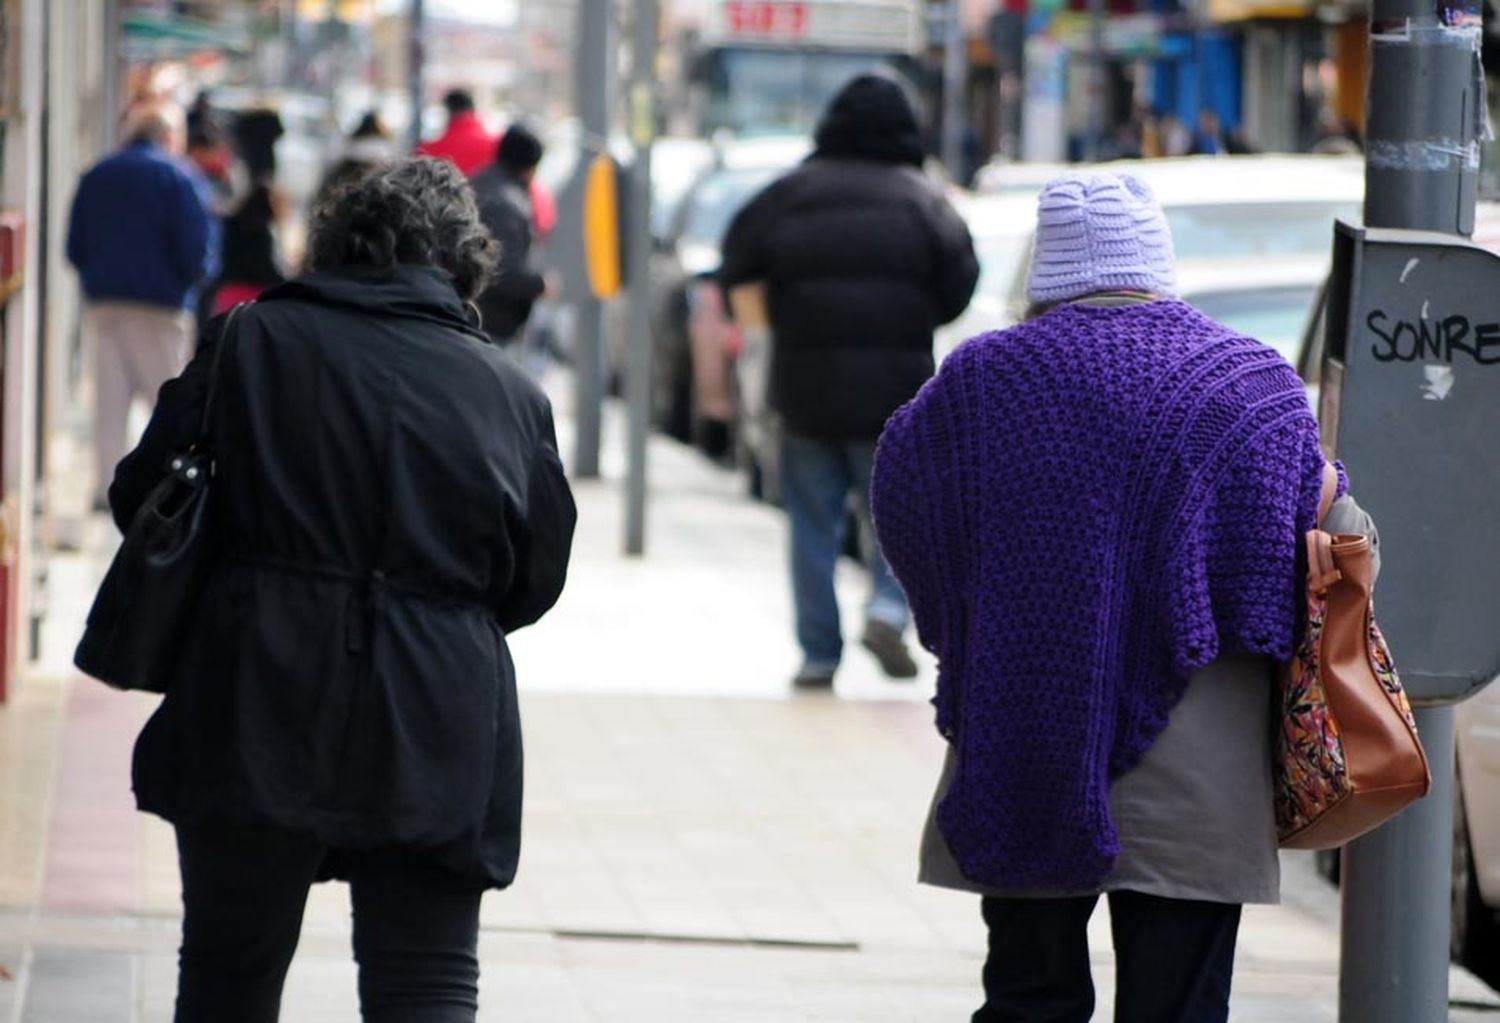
670, 0, 927, 138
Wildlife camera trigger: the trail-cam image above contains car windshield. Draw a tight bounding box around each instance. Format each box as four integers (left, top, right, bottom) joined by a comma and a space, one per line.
1165, 202, 1360, 261
651, 143, 714, 238
1190, 284, 1319, 364
681, 167, 781, 247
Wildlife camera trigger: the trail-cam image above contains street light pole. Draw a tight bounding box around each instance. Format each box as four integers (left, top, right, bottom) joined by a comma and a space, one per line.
623, 0, 658, 556
407, 0, 425, 151
572, 0, 611, 480
1086, 0, 1105, 162
1337, 0, 1483, 1018
940, 0, 967, 181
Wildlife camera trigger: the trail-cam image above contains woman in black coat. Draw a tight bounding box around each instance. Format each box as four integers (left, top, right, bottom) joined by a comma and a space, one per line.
110, 157, 576, 1023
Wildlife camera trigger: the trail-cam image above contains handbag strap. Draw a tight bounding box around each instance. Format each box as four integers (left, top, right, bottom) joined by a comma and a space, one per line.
196, 302, 248, 449
1307, 461, 1343, 593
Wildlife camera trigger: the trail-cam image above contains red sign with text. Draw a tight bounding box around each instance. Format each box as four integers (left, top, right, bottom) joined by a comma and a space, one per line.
723, 1, 810, 39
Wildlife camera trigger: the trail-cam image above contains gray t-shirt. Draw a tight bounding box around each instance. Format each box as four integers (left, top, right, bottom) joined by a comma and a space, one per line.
918, 494, 1378, 905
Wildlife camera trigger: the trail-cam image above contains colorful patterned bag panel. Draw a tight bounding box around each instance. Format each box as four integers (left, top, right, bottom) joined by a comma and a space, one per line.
1275, 589, 1346, 840
1274, 591, 1420, 844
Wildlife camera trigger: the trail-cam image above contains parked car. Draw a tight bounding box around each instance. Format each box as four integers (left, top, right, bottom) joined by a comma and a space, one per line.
1456, 678, 1500, 974
971, 159, 1071, 197
941, 155, 1363, 362
650, 136, 811, 452
933, 192, 1036, 357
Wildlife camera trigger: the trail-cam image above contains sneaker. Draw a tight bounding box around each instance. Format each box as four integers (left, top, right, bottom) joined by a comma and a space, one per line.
792, 663, 836, 690
860, 620, 918, 679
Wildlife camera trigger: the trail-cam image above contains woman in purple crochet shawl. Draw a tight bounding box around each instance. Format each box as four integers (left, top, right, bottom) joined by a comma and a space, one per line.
871, 171, 1379, 1022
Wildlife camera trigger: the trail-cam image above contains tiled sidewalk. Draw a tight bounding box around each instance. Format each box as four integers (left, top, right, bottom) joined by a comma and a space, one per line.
3, 402, 1497, 1021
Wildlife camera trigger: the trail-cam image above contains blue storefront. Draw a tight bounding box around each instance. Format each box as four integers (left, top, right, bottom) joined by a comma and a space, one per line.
1150, 29, 1244, 137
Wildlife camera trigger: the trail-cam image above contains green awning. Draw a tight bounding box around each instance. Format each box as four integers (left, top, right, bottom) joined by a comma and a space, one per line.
121, 13, 251, 60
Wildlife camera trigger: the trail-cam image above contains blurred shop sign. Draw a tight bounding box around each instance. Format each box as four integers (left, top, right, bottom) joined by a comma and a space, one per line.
704, 0, 924, 52
1204, 0, 1317, 20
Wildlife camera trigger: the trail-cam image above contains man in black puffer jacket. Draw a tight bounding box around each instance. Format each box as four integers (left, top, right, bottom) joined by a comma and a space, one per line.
721, 72, 979, 691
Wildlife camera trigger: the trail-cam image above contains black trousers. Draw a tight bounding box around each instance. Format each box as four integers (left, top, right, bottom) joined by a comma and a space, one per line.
174, 823, 483, 1023
975, 891, 1242, 1023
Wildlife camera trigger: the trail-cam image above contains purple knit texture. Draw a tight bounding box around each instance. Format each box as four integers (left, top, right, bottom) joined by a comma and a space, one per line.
871, 300, 1326, 892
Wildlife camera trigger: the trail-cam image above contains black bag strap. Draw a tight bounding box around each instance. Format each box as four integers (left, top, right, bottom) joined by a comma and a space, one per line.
196, 302, 248, 449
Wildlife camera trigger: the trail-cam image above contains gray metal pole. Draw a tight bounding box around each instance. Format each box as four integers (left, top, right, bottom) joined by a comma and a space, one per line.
407, 0, 425, 152
623, 0, 658, 556
1086, 0, 1105, 162
572, 0, 610, 479
1361, 0, 1480, 237
940, 0, 966, 181
1339, 1, 1483, 1017
102, 0, 120, 149
1340, 706, 1456, 1022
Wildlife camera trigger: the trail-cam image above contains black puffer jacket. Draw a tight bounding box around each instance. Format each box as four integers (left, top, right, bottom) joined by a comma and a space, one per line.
720, 74, 979, 440
113, 266, 576, 888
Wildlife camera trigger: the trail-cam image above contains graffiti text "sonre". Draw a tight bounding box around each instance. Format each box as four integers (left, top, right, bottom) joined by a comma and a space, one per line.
1368, 310, 1500, 365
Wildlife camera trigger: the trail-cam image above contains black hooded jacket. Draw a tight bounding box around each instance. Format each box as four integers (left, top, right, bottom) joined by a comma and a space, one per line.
720, 74, 979, 440
113, 266, 576, 887
472, 164, 546, 343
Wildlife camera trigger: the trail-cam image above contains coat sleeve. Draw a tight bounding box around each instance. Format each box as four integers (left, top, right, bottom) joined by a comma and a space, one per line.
169, 170, 217, 294
108, 314, 224, 532
484, 202, 547, 304
65, 174, 91, 272
496, 412, 577, 633
718, 184, 776, 290
871, 369, 965, 738
923, 193, 980, 327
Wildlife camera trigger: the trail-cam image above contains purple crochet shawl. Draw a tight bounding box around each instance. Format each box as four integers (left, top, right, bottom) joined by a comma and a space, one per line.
871, 300, 1328, 892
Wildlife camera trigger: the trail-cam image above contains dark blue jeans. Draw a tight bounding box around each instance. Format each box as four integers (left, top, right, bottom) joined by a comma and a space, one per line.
174, 824, 482, 1023
780, 433, 909, 669
976, 891, 1242, 1023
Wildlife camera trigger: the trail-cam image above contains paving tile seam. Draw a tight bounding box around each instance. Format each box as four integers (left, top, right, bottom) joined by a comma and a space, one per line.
5, 912, 878, 955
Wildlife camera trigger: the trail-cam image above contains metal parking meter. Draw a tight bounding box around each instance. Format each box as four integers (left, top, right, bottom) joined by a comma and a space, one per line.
1321, 222, 1500, 704
1322, 221, 1500, 1021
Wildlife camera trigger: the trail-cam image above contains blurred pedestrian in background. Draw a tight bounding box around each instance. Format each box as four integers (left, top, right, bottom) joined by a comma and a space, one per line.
1159, 114, 1192, 157
1190, 108, 1227, 156
110, 157, 576, 1023
67, 101, 217, 511
185, 117, 235, 212
231, 105, 285, 185
472, 123, 550, 349
720, 72, 978, 691
417, 88, 498, 176
315, 110, 396, 208
1310, 110, 1364, 155
207, 181, 286, 314
872, 171, 1377, 1022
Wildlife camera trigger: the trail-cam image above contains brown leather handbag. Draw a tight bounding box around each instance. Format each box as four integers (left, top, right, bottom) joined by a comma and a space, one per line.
1273, 463, 1431, 849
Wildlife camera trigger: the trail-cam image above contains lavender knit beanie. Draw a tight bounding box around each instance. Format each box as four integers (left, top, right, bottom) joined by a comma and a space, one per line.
1025, 172, 1177, 305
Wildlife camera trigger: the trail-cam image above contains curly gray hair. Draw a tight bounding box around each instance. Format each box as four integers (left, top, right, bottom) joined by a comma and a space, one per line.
308, 157, 499, 302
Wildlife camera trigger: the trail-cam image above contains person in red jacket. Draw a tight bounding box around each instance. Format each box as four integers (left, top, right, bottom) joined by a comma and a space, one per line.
419, 90, 557, 241
416, 89, 497, 176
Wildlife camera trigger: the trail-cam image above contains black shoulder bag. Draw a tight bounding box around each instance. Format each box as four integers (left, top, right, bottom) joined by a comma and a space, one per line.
74, 303, 247, 693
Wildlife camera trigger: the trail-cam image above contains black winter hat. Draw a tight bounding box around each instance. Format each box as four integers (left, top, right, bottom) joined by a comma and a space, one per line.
813, 72, 926, 168
443, 89, 476, 115
497, 124, 544, 172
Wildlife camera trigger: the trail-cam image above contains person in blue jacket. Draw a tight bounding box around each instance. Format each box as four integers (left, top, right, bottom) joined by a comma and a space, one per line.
67, 101, 217, 510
